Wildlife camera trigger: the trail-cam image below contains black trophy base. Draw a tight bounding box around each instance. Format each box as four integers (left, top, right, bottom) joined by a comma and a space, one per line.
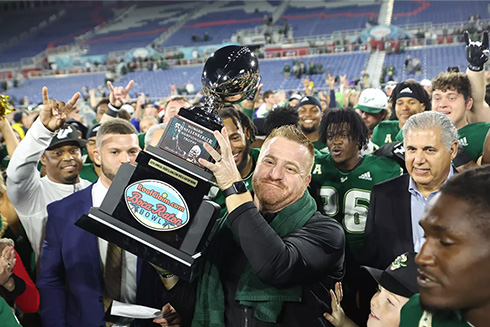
76, 199, 220, 281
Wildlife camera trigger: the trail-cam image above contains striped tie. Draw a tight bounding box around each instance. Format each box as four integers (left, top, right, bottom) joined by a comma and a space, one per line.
103, 243, 123, 327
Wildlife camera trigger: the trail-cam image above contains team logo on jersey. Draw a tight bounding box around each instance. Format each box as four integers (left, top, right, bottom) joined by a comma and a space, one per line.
358, 172, 372, 181
340, 176, 348, 183
418, 311, 433, 327
125, 180, 189, 231
312, 164, 322, 175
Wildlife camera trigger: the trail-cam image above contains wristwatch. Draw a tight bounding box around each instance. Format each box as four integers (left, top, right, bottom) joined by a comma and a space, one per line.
222, 181, 247, 198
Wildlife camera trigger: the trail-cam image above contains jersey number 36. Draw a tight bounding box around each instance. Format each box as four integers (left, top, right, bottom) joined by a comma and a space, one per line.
320, 187, 370, 234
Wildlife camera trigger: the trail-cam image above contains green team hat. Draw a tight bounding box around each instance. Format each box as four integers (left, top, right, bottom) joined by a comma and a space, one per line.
354, 88, 387, 114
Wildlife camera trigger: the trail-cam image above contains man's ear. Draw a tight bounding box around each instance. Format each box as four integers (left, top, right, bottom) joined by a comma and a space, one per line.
40, 154, 46, 166
450, 141, 458, 160
244, 127, 251, 140
94, 149, 101, 166
465, 97, 474, 111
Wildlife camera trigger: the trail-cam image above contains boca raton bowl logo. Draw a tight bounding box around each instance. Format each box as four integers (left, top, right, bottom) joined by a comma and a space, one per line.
125, 180, 189, 231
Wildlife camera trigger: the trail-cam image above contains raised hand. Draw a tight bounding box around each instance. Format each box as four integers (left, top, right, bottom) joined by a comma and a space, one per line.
239, 83, 263, 111
340, 74, 347, 86
198, 127, 242, 191
0, 244, 16, 291
465, 30, 489, 71
40, 86, 80, 132
107, 80, 134, 107
328, 73, 336, 89
323, 282, 358, 327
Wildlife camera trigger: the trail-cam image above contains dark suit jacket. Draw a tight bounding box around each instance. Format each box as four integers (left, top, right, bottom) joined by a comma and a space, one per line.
363, 174, 414, 270
38, 183, 168, 327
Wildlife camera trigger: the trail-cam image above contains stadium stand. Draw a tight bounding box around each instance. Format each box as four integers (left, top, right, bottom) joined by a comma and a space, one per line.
280, 3, 381, 38
5, 72, 106, 105
81, 2, 187, 55
161, 8, 268, 47
392, 0, 490, 26
0, 2, 115, 63
383, 44, 466, 81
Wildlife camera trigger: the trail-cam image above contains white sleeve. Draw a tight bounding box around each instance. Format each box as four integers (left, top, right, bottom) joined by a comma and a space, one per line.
6, 118, 54, 216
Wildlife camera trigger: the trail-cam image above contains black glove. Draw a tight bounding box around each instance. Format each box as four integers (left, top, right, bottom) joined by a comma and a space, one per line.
464, 30, 489, 72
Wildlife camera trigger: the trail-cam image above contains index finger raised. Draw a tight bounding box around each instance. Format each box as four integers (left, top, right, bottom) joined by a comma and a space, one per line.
107, 81, 115, 93
42, 86, 50, 106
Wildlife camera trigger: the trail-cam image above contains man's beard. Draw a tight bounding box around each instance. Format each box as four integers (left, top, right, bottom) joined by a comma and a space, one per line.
300, 124, 318, 135
420, 301, 458, 320
62, 172, 79, 184
101, 164, 116, 181
236, 142, 251, 174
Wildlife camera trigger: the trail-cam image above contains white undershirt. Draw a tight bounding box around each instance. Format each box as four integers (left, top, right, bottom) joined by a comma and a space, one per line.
92, 179, 138, 326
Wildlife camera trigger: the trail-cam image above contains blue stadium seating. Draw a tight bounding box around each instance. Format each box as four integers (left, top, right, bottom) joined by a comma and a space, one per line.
5, 73, 106, 105
5, 52, 369, 104
0, 6, 59, 44
162, 9, 266, 47
82, 3, 183, 55
383, 44, 466, 82
280, 3, 380, 38
0, 3, 115, 63
392, 0, 489, 26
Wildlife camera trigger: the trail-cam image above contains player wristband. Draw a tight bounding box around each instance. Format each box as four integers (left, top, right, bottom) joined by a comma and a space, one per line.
468, 64, 485, 72
107, 103, 121, 117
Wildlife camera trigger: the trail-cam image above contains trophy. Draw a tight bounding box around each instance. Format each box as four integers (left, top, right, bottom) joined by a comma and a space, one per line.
76, 46, 260, 280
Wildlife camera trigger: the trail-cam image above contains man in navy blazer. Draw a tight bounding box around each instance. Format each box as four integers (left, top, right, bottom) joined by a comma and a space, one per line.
364, 112, 459, 270
38, 118, 168, 327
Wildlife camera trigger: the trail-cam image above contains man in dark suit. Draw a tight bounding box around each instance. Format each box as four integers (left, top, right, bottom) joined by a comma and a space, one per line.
364, 111, 459, 270
38, 119, 168, 327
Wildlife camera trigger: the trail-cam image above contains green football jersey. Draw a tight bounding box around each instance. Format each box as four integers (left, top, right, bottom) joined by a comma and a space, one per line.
396, 122, 490, 163
310, 153, 403, 263
371, 120, 401, 147
313, 140, 329, 153
400, 294, 471, 327
457, 122, 490, 162
80, 163, 98, 182
211, 148, 260, 219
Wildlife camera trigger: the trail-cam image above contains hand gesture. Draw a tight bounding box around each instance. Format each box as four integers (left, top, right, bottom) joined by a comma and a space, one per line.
464, 30, 489, 71
198, 127, 242, 191
328, 73, 336, 89
107, 80, 134, 107
323, 282, 358, 327
239, 83, 263, 111
340, 74, 347, 87
302, 76, 310, 88
40, 86, 80, 132
153, 303, 182, 327
0, 245, 16, 291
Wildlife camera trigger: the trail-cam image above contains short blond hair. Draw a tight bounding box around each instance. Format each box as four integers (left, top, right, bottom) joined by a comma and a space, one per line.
264, 125, 315, 172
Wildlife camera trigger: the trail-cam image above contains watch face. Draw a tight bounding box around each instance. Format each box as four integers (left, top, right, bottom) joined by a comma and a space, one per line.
235, 181, 247, 193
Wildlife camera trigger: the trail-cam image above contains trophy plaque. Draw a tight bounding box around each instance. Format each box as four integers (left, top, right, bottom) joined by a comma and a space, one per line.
76, 45, 260, 280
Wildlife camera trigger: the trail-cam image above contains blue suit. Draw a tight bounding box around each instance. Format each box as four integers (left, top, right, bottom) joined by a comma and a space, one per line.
38, 183, 168, 327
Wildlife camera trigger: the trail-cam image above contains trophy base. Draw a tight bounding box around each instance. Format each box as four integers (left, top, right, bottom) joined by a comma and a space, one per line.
76, 198, 220, 281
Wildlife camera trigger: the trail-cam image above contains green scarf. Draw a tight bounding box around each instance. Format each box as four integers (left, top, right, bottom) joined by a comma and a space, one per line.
192, 190, 317, 326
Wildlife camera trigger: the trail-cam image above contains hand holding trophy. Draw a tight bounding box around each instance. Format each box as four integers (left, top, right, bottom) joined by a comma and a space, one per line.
77, 46, 261, 280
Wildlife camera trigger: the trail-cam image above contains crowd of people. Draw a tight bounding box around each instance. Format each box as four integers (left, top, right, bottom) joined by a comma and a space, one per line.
0, 31, 489, 327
